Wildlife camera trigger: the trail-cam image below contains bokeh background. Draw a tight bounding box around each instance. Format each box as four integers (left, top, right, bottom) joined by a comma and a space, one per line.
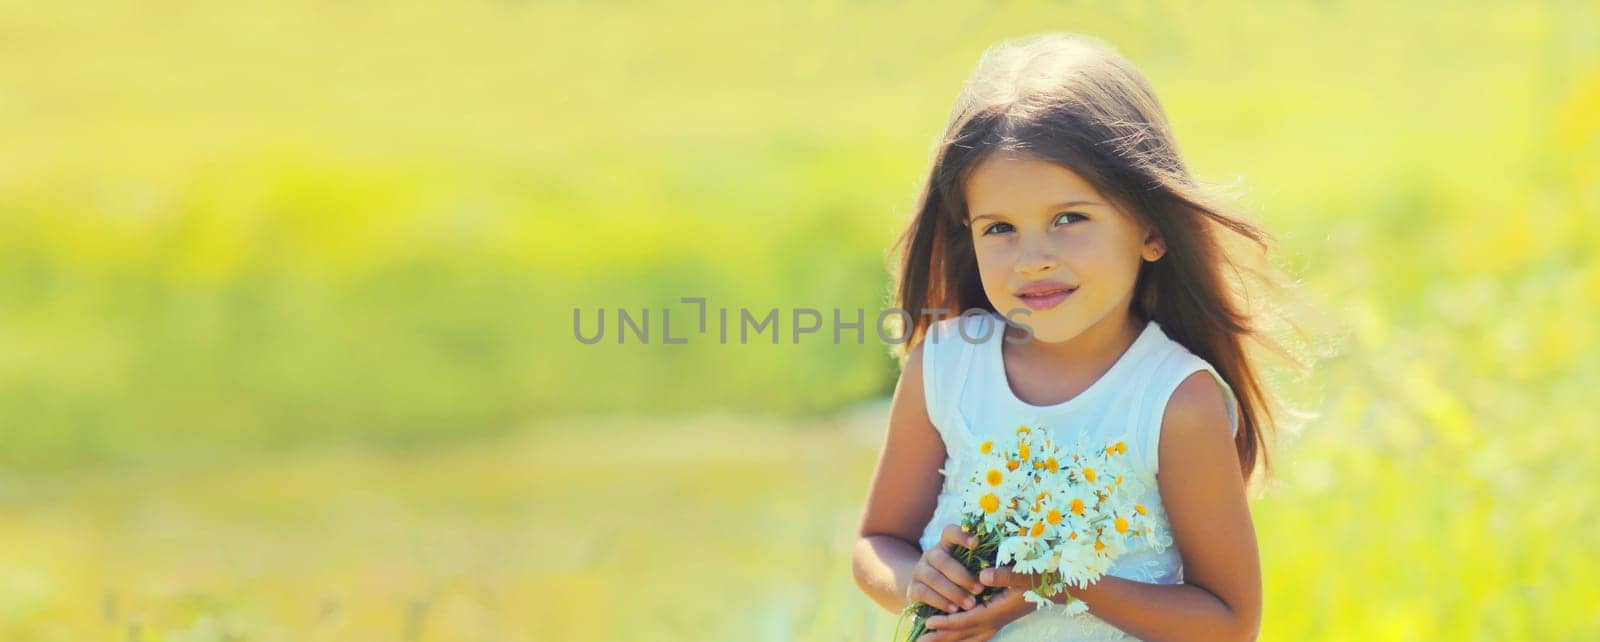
2, 1, 1597, 640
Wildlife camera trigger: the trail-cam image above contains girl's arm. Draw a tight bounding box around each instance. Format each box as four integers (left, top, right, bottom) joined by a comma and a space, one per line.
852, 343, 949, 612
1063, 370, 1263, 641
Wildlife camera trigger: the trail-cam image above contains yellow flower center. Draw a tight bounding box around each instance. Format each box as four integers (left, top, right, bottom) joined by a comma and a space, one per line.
1094, 538, 1106, 552
1083, 467, 1096, 483
1031, 521, 1045, 538
1007, 459, 1019, 471
986, 469, 1004, 486
980, 440, 994, 454
1115, 517, 1129, 534
1135, 504, 1147, 515
980, 493, 1000, 514
1045, 457, 1059, 473
1070, 498, 1086, 516
1115, 441, 1127, 455
1046, 509, 1062, 525
1016, 425, 1031, 435
1019, 442, 1030, 460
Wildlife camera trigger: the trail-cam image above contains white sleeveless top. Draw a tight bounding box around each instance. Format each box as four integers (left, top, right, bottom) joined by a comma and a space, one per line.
917, 312, 1240, 641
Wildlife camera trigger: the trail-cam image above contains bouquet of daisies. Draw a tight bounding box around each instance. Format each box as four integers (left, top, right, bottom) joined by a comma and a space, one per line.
896, 425, 1167, 640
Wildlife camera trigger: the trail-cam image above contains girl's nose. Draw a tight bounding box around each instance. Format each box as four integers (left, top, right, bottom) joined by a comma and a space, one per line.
1017, 239, 1059, 274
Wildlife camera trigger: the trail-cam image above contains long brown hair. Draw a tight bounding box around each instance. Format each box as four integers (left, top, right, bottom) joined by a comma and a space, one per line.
888, 33, 1322, 490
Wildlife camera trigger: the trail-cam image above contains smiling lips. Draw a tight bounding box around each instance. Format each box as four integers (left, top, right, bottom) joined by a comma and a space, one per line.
1015, 281, 1077, 311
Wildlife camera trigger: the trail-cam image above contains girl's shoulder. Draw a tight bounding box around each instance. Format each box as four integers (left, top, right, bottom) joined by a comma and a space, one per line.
918, 312, 1003, 450
925, 310, 1006, 346
1133, 323, 1242, 473
918, 311, 1005, 381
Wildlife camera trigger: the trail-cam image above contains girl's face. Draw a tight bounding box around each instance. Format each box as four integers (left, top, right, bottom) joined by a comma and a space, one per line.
963, 153, 1165, 344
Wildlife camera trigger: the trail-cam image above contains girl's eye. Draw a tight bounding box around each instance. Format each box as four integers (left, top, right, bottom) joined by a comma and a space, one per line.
979, 214, 1081, 236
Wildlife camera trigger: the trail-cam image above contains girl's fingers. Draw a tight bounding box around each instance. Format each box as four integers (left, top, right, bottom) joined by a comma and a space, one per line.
979, 567, 1022, 589
908, 582, 958, 614
925, 594, 1001, 632
939, 523, 979, 549
920, 629, 975, 642
914, 559, 977, 611
927, 548, 983, 596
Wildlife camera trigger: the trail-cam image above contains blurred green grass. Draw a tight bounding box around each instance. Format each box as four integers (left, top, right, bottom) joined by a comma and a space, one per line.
1, 0, 1595, 467
0, 0, 1598, 639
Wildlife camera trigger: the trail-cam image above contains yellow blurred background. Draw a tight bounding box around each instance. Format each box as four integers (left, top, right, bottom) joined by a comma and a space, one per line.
1, 1, 1596, 640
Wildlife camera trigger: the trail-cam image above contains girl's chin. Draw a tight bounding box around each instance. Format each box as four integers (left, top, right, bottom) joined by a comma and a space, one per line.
1008, 319, 1077, 344
1023, 331, 1074, 345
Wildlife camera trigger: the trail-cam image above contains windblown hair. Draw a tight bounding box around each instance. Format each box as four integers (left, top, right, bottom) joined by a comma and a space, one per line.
888, 33, 1321, 490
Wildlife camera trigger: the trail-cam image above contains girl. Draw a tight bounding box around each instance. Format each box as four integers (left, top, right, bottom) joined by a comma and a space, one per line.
853, 33, 1302, 641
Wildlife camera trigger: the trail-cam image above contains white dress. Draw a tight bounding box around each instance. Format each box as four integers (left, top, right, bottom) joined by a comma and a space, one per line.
916, 312, 1240, 641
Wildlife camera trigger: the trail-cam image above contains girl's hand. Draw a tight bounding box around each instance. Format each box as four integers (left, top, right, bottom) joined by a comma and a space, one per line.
917, 584, 1033, 641
975, 565, 1045, 593
977, 564, 1099, 601
905, 524, 985, 615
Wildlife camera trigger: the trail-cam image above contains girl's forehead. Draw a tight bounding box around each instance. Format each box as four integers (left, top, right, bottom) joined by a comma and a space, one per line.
963, 155, 1122, 219
968, 156, 1100, 200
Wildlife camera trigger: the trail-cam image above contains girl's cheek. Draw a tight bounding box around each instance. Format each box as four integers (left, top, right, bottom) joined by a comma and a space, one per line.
978, 243, 1018, 269
972, 251, 1001, 279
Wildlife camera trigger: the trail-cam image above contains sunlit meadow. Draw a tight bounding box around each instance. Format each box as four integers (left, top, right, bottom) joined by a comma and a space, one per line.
0, 1, 1596, 640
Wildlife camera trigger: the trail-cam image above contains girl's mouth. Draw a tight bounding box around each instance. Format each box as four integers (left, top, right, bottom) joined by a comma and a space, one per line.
1018, 287, 1076, 311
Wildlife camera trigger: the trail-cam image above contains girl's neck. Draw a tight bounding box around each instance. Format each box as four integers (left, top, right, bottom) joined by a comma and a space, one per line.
1004, 310, 1144, 373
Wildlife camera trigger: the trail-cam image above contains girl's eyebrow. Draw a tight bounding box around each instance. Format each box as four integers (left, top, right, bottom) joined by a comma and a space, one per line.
970, 200, 1105, 222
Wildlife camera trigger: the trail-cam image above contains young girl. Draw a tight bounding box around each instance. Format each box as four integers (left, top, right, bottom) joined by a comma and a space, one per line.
853, 33, 1300, 641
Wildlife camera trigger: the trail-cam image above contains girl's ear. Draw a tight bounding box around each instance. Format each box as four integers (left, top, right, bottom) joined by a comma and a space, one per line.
1142, 232, 1166, 262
